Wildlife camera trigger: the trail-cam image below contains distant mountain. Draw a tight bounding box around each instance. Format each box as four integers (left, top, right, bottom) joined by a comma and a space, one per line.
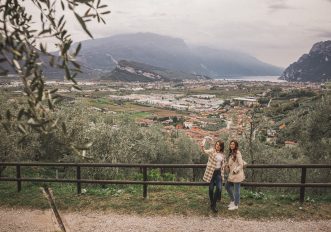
280, 40, 331, 82
189, 46, 283, 77
0, 49, 99, 80
0, 49, 62, 79
101, 60, 210, 82
75, 32, 283, 78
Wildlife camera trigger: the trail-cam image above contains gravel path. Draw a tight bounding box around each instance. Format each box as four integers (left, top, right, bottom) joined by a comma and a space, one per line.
1, 207, 330, 232
0, 208, 58, 232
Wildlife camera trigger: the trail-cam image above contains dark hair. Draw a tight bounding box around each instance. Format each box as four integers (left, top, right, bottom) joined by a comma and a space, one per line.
214, 140, 224, 153
229, 140, 239, 161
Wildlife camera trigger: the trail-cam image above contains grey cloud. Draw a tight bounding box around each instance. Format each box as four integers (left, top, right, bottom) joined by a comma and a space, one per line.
115, 10, 129, 14
267, 0, 293, 12
306, 27, 331, 38
151, 12, 168, 17
314, 30, 331, 38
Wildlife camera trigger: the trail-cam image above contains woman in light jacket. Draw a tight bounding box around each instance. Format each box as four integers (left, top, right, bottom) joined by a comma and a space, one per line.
200, 139, 225, 213
225, 140, 245, 210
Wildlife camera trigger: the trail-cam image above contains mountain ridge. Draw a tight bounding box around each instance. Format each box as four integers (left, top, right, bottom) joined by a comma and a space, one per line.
75, 32, 283, 78
280, 40, 331, 82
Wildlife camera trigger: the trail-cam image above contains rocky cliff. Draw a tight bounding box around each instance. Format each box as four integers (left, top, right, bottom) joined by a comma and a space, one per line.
101, 60, 210, 82
280, 41, 331, 82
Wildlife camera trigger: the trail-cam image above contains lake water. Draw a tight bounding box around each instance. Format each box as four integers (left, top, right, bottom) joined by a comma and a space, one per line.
217, 76, 287, 82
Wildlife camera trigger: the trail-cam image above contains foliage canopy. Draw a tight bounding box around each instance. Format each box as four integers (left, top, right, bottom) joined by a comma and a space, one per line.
0, 0, 110, 138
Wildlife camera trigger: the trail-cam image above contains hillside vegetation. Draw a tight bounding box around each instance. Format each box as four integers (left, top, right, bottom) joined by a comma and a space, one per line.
0, 89, 330, 194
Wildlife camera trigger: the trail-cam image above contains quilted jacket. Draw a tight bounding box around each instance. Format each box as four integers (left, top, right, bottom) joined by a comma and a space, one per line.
227, 150, 245, 183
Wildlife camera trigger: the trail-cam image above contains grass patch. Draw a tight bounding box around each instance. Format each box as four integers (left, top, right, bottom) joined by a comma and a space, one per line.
0, 182, 49, 209
0, 182, 330, 219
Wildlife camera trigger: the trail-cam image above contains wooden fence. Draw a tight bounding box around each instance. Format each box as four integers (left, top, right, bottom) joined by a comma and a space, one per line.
0, 162, 330, 203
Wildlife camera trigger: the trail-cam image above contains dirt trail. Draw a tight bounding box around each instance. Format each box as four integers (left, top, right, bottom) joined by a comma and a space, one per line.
1, 207, 330, 232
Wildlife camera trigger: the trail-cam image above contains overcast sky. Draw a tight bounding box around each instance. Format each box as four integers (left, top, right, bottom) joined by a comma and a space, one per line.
28, 0, 331, 68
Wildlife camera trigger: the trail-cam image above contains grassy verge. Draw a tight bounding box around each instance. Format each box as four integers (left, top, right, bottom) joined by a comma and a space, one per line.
0, 182, 330, 219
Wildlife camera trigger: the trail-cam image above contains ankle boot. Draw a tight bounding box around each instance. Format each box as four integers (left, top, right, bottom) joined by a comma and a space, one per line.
211, 205, 218, 213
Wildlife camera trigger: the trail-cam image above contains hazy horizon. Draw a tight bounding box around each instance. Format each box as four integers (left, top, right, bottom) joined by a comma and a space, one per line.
24, 0, 331, 68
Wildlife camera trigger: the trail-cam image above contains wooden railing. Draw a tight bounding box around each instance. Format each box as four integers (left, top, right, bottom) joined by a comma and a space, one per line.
0, 162, 330, 203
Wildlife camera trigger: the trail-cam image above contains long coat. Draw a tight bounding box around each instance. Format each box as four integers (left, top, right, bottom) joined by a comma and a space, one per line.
202, 148, 225, 183
227, 150, 245, 183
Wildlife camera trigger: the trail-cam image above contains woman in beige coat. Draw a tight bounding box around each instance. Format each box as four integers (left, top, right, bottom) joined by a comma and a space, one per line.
201, 139, 225, 213
225, 140, 245, 210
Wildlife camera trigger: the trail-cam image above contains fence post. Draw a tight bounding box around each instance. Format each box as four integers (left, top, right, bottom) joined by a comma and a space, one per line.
192, 168, 196, 182
300, 167, 306, 203
77, 165, 81, 194
143, 166, 147, 199
16, 164, 21, 192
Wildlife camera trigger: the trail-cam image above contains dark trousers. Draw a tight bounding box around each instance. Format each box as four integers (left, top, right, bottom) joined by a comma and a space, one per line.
209, 169, 222, 207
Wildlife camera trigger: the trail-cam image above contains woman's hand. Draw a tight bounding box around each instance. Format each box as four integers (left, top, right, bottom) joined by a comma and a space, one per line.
233, 167, 240, 174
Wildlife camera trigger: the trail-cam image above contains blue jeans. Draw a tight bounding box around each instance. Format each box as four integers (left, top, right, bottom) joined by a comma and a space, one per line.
225, 181, 241, 206
209, 169, 222, 207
